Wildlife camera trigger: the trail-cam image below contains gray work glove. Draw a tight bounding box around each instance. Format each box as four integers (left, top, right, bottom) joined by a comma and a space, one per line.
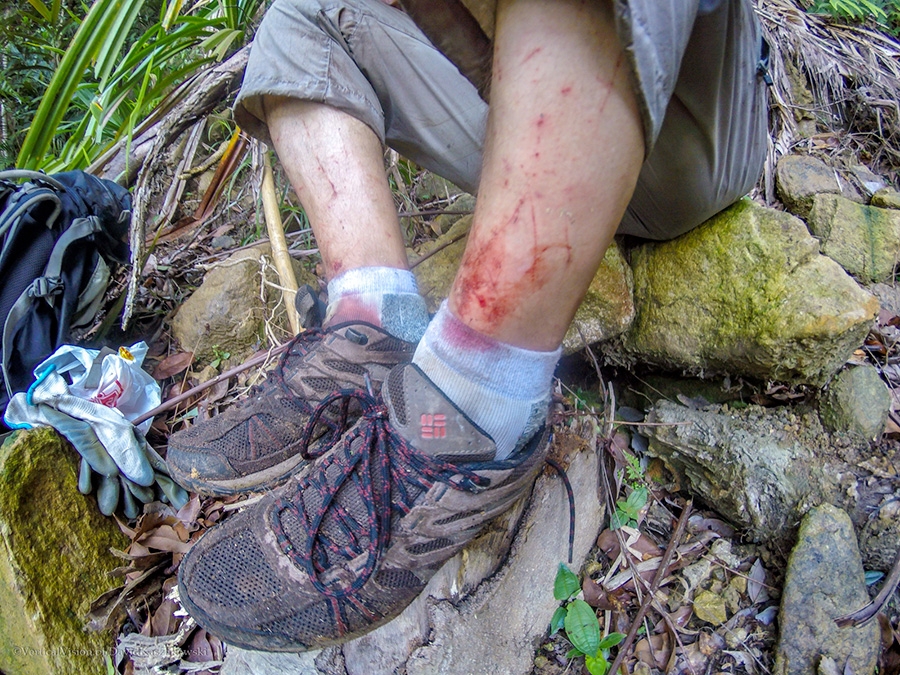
4, 367, 187, 517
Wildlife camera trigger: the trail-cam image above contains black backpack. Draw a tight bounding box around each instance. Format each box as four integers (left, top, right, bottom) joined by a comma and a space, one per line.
0, 170, 131, 420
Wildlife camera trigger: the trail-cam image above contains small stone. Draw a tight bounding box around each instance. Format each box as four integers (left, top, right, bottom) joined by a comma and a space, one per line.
775, 154, 843, 218
819, 365, 891, 440
710, 538, 742, 569
693, 590, 728, 625
774, 504, 879, 675
171, 243, 317, 364
210, 235, 236, 249
723, 584, 742, 614
632, 663, 653, 675
681, 559, 712, 592
725, 626, 748, 649
729, 575, 747, 595
818, 656, 841, 675
849, 164, 886, 197
871, 187, 900, 210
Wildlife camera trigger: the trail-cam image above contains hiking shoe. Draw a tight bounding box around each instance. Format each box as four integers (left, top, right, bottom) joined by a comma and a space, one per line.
177, 363, 549, 651
166, 322, 415, 496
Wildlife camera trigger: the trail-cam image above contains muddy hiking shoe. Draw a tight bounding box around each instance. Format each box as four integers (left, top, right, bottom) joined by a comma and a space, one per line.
166, 322, 415, 496
177, 363, 550, 651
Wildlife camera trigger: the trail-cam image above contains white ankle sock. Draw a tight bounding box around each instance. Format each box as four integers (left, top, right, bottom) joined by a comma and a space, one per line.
325, 267, 429, 343
412, 302, 560, 459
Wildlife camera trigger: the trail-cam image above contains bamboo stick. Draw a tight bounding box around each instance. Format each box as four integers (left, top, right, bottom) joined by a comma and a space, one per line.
261, 153, 301, 334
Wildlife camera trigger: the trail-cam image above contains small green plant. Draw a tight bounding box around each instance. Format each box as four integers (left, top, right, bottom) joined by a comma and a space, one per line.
550, 564, 625, 675
611, 452, 648, 530
807, 0, 900, 33
624, 452, 643, 484
611, 485, 648, 530
209, 345, 230, 370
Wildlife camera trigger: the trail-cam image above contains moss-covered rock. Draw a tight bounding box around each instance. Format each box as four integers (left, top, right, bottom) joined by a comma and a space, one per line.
411, 215, 473, 313
0, 427, 127, 674
562, 240, 634, 354
872, 187, 900, 210
623, 199, 878, 385
171, 242, 318, 363
807, 193, 900, 282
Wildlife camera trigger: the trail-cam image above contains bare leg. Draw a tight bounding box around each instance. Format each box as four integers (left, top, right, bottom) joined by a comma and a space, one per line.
264, 96, 409, 280
449, 0, 645, 351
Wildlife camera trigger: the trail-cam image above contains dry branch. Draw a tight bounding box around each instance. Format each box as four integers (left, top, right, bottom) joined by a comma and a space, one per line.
88, 46, 250, 187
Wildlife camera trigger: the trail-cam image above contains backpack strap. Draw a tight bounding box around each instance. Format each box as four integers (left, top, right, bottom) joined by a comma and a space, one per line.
0, 170, 67, 191
2, 217, 104, 397
0, 188, 61, 242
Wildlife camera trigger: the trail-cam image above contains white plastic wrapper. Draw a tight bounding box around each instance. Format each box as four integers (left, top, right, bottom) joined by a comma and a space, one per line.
34, 342, 160, 433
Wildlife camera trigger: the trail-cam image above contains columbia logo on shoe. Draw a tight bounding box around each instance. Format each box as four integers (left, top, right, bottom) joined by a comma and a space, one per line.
420, 413, 446, 439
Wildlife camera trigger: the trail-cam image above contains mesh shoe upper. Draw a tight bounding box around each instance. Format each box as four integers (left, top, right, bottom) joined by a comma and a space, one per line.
166, 323, 415, 495
177, 363, 549, 651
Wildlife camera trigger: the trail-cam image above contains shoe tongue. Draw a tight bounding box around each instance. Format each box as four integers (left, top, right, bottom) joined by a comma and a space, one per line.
382, 364, 496, 463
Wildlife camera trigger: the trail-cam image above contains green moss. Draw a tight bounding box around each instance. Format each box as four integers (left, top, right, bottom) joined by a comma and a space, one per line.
625, 200, 877, 384
412, 215, 473, 313
563, 240, 634, 353
0, 427, 127, 674
809, 194, 900, 282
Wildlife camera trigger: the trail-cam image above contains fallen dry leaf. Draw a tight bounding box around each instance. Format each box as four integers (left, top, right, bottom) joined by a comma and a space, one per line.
154, 352, 195, 380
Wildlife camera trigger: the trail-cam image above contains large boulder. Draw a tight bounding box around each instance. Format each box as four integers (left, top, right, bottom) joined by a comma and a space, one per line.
621, 199, 878, 385
562, 239, 634, 354
806, 193, 900, 283
774, 505, 879, 675
171, 243, 317, 364
0, 428, 127, 675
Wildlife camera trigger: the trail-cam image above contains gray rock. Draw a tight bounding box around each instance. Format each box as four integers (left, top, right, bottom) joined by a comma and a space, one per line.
819, 365, 890, 440
170, 243, 316, 363
621, 200, 878, 385
871, 282, 900, 317
773, 504, 879, 675
848, 164, 887, 198
807, 193, 900, 283
859, 499, 900, 571
775, 155, 843, 218
644, 399, 818, 541
872, 187, 900, 210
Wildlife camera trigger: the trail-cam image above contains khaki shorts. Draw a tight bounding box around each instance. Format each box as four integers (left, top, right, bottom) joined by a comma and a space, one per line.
235, 0, 768, 239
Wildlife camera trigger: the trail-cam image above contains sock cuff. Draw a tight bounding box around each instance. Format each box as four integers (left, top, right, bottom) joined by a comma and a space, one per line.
415, 302, 560, 400
328, 267, 419, 300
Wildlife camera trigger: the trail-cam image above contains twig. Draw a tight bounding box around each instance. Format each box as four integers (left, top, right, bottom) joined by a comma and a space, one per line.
397, 208, 473, 218
409, 231, 468, 269
835, 543, 900, 627
607, 500, 694, 675
132, 342, 290, 427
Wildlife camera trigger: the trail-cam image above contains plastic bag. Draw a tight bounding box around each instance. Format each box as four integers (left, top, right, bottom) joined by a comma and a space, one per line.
36, 342, 160, 433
